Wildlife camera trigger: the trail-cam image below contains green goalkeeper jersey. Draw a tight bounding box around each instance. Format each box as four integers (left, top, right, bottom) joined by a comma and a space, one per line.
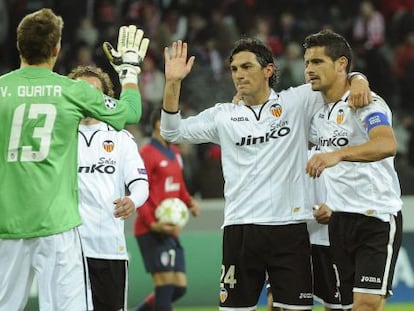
0, 67, 142, 238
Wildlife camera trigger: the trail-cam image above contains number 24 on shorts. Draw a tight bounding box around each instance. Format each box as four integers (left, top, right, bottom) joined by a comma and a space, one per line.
220, 265, 237, 288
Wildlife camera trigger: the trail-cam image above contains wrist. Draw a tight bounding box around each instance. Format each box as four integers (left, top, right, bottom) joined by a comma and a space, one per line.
348, 71, 367, 83
118, 65, 140, 85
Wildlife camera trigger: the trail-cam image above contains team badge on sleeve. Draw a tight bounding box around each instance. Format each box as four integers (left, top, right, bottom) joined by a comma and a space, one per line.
137, 168, 147, 175
103, 94, 117, 110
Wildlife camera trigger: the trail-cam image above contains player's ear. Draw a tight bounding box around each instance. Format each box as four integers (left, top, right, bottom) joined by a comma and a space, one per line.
336, 56, 348, 73
52, 41, 61, 58
264, 63, 275, 79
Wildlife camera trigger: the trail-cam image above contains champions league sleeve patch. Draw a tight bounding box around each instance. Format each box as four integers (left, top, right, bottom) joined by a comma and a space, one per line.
103, 94, 117, 110
364, 112, 390, 132
138, 168, 147, 175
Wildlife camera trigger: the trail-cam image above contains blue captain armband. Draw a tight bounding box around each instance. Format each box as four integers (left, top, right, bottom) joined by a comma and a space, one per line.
364, 112, 390, 132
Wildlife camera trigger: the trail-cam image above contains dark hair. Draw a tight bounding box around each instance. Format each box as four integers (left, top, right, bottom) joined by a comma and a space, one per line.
149, 107, 162, 130
228, 37, 278, 89
17, 8, 63, 65
303, 29, 353, 72
68, 66, 114, 97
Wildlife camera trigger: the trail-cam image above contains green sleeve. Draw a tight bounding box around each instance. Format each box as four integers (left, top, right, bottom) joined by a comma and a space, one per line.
73, 81, 142, 130
120, 89, 142, 124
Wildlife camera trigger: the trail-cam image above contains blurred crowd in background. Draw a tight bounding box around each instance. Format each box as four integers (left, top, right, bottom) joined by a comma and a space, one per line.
1, 0, 414, 196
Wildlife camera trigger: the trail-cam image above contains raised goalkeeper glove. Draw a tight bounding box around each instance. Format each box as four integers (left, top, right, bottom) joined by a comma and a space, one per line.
103, 25, 150, 85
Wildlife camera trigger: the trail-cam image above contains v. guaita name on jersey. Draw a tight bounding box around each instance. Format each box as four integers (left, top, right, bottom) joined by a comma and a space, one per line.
4, 85, 64, 97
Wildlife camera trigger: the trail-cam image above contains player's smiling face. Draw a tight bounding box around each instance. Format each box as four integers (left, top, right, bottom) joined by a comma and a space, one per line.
230, 51, 270, 100
304, 46, 338, 92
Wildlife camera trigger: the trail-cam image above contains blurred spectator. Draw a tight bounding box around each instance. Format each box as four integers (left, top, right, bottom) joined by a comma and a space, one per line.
251, 15, 284, 57
164, 7, 188, 42
76, 18, 99, 47
393, 31, 414, 112
69, 44, 96, 70
193, 143, 224, 199
351, 0, 397, 104
352, 0, 386, 51
276, 11, 305, 46
140, 53, 165, 134
0, 0, 9, 73
207, 9, 240, 59
275, 41, 305, 91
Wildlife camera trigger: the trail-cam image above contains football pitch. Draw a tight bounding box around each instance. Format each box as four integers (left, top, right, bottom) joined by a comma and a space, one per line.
169, 304, 414, 311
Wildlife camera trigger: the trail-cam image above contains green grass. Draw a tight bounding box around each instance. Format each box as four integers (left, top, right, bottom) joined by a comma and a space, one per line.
168, 303, 414, 311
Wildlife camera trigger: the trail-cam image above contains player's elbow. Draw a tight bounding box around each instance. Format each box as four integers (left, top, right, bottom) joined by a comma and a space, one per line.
380, 139, 397, 158
160, 128, 180, 143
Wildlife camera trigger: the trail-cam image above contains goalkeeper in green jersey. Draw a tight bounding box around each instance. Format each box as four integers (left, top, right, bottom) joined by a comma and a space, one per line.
0, 8, 149, 311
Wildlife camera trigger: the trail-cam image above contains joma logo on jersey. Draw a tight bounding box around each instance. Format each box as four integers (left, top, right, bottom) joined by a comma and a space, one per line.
230, 116, 249, 121
78, 164, 115, 174
318, 136, 349, 147
236, 127, 290, 146
360, 276, 381, 284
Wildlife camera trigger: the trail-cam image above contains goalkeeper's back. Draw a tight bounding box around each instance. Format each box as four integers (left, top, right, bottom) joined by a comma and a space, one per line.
0, 8, 142, 239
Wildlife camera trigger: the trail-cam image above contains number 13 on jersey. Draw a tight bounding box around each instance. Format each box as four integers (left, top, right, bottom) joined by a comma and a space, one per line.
8, 103, 57, 162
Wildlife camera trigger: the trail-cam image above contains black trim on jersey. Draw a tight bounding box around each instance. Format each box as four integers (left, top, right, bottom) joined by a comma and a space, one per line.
150, 138, 176, 160
126, 178, 149, 190
162, 107, 179, 114
75, 227, 90, 310
327, 100, 341, 119
79, 130, 102, 147
245, 100, 269, 121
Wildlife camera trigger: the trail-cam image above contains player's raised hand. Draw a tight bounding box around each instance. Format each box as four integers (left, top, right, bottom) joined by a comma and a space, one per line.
103, 25, 150, 85
164, 40, 195, 82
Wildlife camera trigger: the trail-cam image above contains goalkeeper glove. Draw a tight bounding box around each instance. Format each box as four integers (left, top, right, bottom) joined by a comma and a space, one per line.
103, 25, 150, 85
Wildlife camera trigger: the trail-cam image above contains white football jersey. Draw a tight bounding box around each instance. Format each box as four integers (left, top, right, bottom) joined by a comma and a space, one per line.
161, 84, 323, 227
309, 91, 402, 222
78, 122, 148, 259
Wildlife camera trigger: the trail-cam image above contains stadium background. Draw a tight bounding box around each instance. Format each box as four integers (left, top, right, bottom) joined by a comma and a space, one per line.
1, 0, 413, 309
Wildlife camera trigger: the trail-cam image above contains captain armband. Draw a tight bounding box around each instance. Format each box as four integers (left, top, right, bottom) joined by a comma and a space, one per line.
364, 112, 390, 132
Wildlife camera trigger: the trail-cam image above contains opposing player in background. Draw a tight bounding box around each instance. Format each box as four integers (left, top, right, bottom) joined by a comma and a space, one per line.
161, 38, 370, 311
69, 65, 149, 311
304, 30, 403, 311
0, 8, 148, 311
133, 108, 200, 311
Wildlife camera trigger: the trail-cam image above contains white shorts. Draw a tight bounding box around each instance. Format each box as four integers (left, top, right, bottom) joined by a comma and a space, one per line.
0, 228, 88, 311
